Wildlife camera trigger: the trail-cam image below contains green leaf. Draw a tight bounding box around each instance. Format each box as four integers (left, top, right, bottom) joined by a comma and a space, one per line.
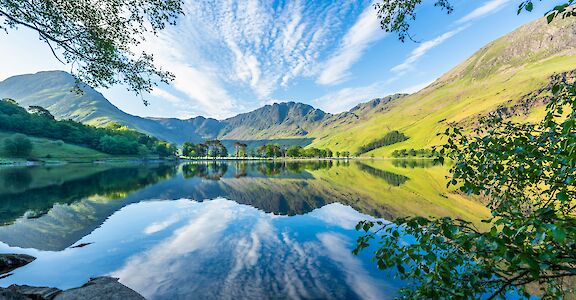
556, 192, 568, 202
547, 13, 555, 24
551, 227, 566, 242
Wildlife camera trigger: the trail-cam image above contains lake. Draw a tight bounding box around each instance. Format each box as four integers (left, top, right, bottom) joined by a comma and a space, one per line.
0, 160, 489, 299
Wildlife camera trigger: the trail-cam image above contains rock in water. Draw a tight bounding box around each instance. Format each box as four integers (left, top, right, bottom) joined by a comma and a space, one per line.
0, 285, 61, 299
0, 254, 36, 275
0, 277, 145, 300
54, 277, 145, 300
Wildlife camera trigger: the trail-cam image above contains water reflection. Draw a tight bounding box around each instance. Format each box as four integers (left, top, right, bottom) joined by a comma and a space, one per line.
356, 163, 408, 186
0, 199, 399, 299
182, 162, 228, 180
0, 164, 176, 226
0, 160, 489, 299
181, 160, 342, 180
391, 159, 441, 169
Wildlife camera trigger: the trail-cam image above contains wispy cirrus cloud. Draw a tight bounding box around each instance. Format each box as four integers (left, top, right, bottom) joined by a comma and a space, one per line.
457, 0, 512, 24
316, 2, 387, 85
391, 26, 466, 75
141, 0, 376, 117
313, 81, 389, 113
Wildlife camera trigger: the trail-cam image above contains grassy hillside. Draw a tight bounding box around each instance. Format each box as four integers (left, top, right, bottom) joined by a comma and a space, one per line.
308, 17, 576, 156
0, 71, 203, 144
1, 17, 573, 152
0, 131, 111, 163
0, 72, 332, 144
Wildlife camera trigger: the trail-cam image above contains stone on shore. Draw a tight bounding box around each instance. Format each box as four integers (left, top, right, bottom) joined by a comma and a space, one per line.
0, 277, 145, 300
0, 285, 61, 299
54, 277, 145, 300
0, 254, 35, 275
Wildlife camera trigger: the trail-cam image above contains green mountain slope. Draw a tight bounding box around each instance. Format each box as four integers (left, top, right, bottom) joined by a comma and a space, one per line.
0, 72, 333, 144
0, 71, 208, 144
308, 16, 576, 156
1, 16, 573, 152
0, 130, 111, 163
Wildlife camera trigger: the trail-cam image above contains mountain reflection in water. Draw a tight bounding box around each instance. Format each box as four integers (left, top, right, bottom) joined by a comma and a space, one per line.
0, 160, 488, 299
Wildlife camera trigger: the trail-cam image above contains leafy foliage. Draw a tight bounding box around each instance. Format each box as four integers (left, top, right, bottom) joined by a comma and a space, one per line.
205, 140, 228, 158
355, 81, 576, 298
182, 142, 207, 158
391, 148, 439, 158
373, 0, 453, 42
373, 0, 573, 42
257, 144, 283, 158
3, 133, 32, 157
356, 130, 408, 156
233, 142, 248, 157
256, 144, 335, 158
0, 0, 183, 99
0, 99, 175, 156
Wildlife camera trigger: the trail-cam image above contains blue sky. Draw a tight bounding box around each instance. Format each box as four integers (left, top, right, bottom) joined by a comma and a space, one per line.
0, 0, 559, 119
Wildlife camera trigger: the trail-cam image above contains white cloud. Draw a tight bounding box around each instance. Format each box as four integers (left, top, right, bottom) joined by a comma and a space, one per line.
139, 32, 240, 118
310, 203, 381, 230
391, 27, 466, 75
313, 82, 389, 113
457, 0, 512, 24
143, 213, 182, 234
144, 0, 373, 117
317, 3, 387, 85
318, 233, 388, 300
150, 88, 182, 106
112, 199, 389, 299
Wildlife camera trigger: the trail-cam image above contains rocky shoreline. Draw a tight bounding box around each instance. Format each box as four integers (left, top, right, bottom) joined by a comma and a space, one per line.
0, 254, 145, 300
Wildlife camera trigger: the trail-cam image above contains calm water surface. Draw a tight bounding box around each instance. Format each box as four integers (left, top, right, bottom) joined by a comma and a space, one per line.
0, 160, 487, 299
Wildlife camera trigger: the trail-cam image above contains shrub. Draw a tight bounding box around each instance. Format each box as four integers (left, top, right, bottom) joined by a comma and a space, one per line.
3, 134, 33, 157
356, 130, 408, 155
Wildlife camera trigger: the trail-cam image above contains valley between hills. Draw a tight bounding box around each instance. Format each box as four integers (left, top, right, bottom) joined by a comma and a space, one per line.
1, 16, 575, 159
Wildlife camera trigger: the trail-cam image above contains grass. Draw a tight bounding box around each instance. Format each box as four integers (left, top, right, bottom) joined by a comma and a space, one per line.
308, 55, 576, 157
0, 130, 115, 163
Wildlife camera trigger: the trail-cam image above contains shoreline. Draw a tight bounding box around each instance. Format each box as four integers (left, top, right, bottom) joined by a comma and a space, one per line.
0, 157, 177, 168
177, 156, 437, 161
0, 156, 438, 167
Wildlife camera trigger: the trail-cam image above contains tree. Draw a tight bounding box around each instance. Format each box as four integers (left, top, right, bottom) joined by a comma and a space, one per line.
0, 0, 183, 100
287, 146, 303, 158
232, 142, 247, 157
356, 82, 576, 298
182, 142, 194, 157
233, 142, 241, 157
0, 100, 173, 156
99, 135, 138, 155
256, 144, 283, 158
197, 143, 207, 157
28, 106, 54, 119
205, 140, 227, 158
155, 142, 176, 158
326, 149, 333, 158
354, 3, 576, 299
355, 130, 408, 155
3, 133, 33, 157
239, 143, 247, 157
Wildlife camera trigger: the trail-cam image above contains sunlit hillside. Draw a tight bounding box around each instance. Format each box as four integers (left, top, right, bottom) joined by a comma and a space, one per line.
309, 17, 576, 156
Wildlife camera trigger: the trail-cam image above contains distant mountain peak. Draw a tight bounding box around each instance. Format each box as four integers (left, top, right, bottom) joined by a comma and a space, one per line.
349, 94, 409, 115
439, 17, 576, 83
